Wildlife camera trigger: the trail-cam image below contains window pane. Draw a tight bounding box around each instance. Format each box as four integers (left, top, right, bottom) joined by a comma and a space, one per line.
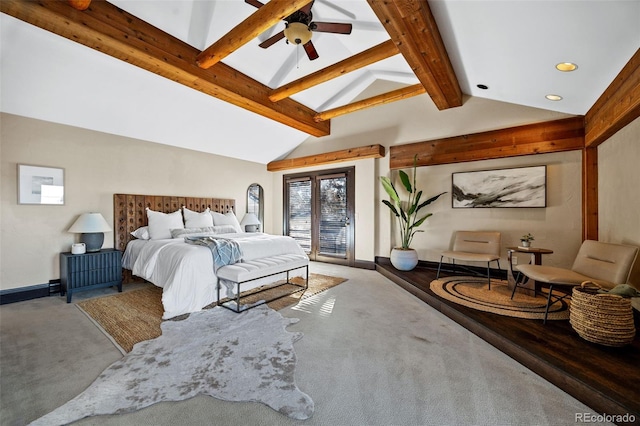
287, 180, 311, 252
319, 176, 347, 256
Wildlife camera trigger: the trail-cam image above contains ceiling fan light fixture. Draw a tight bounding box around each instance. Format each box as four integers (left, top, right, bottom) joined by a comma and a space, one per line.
556, 62, 578, 72
284, 22, 312, 45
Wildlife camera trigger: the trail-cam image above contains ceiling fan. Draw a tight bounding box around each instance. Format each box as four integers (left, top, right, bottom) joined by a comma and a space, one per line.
245, 0, 353, 61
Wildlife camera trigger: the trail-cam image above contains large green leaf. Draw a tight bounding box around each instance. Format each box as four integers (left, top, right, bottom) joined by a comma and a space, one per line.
382, 200, 399, 217
408, 190, 423, 215
379, 177, 400, 205
411, 213, 433, 229
416, 191, 447, 212
399, 170, 412, 193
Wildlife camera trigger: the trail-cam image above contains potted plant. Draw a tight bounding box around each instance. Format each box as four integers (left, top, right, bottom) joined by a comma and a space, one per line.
380, 155, 446, 271
520, 233, 534, 248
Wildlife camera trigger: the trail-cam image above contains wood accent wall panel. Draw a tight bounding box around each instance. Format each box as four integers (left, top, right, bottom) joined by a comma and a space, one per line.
582, 148, 598, 241
113, 194, 235, 252
389, 117, 585, 169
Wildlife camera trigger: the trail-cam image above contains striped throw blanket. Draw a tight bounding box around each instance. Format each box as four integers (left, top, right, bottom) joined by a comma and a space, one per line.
184, 236, 242, 272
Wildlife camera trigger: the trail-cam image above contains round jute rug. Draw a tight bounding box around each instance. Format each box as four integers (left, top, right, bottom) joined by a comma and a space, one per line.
430, 276, 570, 320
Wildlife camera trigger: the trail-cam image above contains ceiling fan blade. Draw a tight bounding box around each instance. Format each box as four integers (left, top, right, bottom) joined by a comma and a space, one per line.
310, 22, 353, 35
244, 0, 265, 9
300, 0, 315, 16
259, 30, 285, 48
303, 40, 319, 61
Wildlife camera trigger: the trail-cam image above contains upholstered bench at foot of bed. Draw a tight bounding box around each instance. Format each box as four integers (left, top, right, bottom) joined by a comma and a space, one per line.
216, 254, 309, 313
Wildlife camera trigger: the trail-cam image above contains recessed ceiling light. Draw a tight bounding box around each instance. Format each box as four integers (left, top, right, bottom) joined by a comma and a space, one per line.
546, 94, 563, 101
556, 62, 578, 72
476, 84, 489, 90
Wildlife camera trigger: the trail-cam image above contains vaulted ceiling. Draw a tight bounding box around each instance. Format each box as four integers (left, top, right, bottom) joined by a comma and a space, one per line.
1, 0, 639, 164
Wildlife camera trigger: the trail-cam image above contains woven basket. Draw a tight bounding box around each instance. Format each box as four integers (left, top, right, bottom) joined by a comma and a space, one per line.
569, 282, 636, 347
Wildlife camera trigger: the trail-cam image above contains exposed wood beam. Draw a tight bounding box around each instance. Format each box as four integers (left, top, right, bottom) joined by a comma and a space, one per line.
1, 0, 330, 137
196, 0, 312, 69
585, 48, 640, 148
267, 144, 385, 172
582, 147, 598, 241
367, 0, 462, 110
389, 117, 585, 169
269, 40, 400, 102
314, 84, 425, 122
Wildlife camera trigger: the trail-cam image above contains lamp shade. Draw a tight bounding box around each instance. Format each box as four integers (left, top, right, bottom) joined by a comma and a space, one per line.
68, 213, 112, 233
284, 22, 312, 45
240, 213, 261, 232
68, 213, 111, 252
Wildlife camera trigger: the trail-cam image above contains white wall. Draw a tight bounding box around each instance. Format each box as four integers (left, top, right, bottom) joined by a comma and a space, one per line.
283, 94, 582, 269
598, 116, 640, 287
0, 113, 271, 290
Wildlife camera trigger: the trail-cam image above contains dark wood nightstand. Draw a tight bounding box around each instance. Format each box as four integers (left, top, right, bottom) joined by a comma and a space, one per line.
60, 249, 122, 303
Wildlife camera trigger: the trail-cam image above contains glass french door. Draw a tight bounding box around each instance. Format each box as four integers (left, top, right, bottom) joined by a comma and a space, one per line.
284, 167, 354, 265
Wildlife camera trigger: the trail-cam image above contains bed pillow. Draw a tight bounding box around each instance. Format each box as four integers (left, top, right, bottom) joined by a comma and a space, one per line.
170, 225, 241, 239
146, 208, 184, 240
183, 207, 214, 228
170, 227, 215, 239
130, 226, 150, 240
211, 211, 243, 233
212, 225, 241, 234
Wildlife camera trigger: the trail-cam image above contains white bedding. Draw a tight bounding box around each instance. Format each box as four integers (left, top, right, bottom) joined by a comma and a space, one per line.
123, 233, 307, 319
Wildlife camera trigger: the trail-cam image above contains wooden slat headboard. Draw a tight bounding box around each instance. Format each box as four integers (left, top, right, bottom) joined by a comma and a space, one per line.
113, 194, 235, 252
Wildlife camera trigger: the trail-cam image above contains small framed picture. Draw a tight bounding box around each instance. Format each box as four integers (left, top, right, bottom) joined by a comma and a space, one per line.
17, 164, 65, 205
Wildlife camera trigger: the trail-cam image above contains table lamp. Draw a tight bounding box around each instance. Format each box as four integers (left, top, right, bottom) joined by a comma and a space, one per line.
68, 212, 112, 252
240, 213, 261, 232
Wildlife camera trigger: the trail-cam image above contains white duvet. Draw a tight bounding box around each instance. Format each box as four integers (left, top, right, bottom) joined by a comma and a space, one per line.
123, 233, 307, 319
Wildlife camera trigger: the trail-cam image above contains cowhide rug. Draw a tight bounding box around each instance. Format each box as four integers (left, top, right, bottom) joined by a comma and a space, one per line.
30, 305, 313, 425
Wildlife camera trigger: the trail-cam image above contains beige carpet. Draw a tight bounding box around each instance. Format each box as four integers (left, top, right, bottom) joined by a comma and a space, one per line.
77, 273, 347, 353
430, 276, 570, 320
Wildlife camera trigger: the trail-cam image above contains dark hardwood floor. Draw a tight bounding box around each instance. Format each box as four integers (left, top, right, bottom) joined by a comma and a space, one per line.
376, 258, 640, 423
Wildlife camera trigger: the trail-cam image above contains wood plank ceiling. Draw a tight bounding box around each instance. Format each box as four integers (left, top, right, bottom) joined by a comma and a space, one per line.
0, 0, 462, 137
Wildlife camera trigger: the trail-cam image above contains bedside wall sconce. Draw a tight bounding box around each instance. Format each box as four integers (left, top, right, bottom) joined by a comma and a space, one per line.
68, 212, 112, 252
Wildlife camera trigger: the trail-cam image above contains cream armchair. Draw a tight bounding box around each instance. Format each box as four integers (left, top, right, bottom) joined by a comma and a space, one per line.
436, 231, 502, 289
514, 240, 639, 323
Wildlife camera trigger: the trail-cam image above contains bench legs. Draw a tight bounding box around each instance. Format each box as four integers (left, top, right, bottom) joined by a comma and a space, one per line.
217, 265, 309, 313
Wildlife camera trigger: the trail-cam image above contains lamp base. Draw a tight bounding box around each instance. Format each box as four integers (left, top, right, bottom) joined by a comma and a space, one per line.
245, 225, 259, 233
80, 232, 104, 252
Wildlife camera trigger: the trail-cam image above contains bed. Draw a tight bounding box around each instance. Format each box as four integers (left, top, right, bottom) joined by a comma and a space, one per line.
114, 194, 308, 319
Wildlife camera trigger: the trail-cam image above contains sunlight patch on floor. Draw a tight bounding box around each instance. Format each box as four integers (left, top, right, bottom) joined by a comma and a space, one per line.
291, 294, 336, 317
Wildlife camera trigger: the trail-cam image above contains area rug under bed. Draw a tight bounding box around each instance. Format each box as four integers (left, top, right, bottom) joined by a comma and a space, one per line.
77, 273, 347, 353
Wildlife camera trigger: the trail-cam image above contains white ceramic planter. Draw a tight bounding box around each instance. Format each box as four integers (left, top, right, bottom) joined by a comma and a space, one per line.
390, 248, 419, 271
521, 241, 531, 248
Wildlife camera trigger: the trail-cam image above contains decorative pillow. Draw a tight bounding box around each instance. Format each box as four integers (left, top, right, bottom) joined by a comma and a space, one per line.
170, 225, 240, 239
146, 208, 184, 240
183, 207, 214, 228
170, 227, 216, 239
211, 211, 243, 233
130, 226, 150, 240
211, 225, 241, 234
